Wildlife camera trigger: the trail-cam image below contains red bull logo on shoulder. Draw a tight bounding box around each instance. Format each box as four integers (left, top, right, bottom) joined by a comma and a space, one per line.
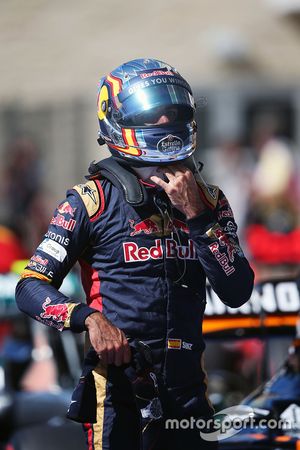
58, 201, 77, 217
50, 214, 76, 231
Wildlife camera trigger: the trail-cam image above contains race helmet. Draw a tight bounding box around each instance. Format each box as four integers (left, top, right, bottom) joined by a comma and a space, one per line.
97, 58, 197, 166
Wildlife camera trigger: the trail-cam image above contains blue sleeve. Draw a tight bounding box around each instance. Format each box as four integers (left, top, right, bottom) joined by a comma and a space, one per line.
15, 191, 98, 332
187, 190, 254, 307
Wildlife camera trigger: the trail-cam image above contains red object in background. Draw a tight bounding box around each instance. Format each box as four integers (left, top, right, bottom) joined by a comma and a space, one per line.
0, 226, 28, 273
246, 224, 300, 264
5, 444, 15, 450
0, 322, 13, 348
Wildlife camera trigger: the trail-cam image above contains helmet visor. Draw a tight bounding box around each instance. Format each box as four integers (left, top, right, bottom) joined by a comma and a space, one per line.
117, 84, 195, 127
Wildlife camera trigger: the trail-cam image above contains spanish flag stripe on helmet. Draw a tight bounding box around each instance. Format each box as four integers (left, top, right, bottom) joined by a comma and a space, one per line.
106, 74, 122, 97
109, 143, 142, 156
122, 128, 139, 148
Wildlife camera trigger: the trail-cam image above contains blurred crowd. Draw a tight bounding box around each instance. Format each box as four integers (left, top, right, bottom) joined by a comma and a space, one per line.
0, 137, 55, 272
203, 115, 300, 282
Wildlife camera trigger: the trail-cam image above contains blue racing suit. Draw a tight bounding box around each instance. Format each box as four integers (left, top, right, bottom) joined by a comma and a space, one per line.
15, 166, 254, 450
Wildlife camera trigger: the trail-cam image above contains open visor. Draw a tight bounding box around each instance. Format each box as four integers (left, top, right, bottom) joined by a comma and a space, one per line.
116, 84, 195, 127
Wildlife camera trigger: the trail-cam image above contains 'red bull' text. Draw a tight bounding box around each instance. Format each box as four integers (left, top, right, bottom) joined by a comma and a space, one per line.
123, 239, 196, 262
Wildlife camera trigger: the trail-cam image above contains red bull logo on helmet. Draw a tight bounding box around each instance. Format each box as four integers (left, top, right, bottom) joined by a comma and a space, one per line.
58, 201, 77, 217
40, 297, 69, 323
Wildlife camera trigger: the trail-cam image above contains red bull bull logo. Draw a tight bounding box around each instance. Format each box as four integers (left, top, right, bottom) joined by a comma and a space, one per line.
40, 297, 69, 323
58, 201, 77, 217
129, 218, 160, 236
171, 219, 189, 234
208, 242, 235, 276
129, 217, 189, 237
207, 224, 239, 263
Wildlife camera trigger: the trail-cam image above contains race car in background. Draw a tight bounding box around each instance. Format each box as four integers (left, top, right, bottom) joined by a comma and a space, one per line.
204, 276, 300, 450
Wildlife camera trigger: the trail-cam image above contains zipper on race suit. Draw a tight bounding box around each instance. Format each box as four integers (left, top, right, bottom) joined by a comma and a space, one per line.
153, 192, 170, 378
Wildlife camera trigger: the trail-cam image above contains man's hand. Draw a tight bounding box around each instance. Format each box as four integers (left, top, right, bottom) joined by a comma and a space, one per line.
85, 312, 131, 366
150, 164, 205, 219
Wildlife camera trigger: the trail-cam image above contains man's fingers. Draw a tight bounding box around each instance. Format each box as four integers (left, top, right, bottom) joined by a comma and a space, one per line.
114, 345, 124, 367
99, 348, 108, 365
150, 175, 169, 189
122, 337, 131, 364
160, 164, 188, 177
88, 323, 131, 366
120, 332, 131, 365
98, 343, 130, 366
168, 164, 192, 179
106, 345, 115, 365
97, 340, 115, 365
163, 171, 175, 183
161, 167, 177, 181
158, 165, 190, 182
161, 166, 176, 176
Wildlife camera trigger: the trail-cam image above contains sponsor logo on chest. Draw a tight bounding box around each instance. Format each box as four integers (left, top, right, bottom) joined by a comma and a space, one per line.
167, 339, 193, 350
123, 238, 196, 262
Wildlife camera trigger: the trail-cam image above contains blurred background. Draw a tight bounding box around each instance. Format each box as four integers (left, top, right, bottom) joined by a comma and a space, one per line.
1, 0, 300, 448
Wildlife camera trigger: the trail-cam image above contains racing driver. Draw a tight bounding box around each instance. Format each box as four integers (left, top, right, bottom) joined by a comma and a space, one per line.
16, 58, 254, 450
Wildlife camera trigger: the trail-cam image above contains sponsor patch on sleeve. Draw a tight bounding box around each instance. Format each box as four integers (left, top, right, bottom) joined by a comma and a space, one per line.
37, 297, 78, 331
72, 180, 104, 221
38, 239, 67, 262
206, 223, 244, 263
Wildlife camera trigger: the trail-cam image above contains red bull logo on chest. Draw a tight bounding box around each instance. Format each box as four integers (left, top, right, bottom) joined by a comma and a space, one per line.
129, 216, 189, 237
129, 218, 160, 236
123, 239, 196, 262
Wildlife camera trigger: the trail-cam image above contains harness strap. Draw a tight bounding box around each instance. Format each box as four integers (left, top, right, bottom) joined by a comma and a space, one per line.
86, 157, 149, 207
